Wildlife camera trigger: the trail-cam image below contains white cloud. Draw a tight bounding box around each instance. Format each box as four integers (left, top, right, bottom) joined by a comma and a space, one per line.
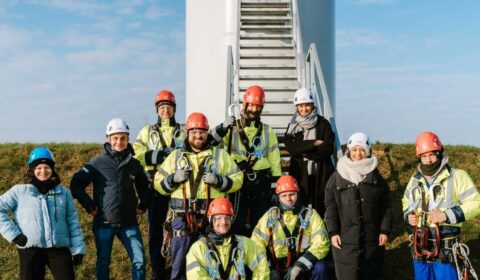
336, 29, 393, 48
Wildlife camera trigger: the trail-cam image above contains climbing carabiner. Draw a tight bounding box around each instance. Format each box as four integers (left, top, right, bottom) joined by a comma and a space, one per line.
203, 155, 217, 173
232, 246, 246, 277
148, 130, 160, 150
428, 183, 445, 211
299, 206, 313, 230
228, 103, 241, 119
205, 248, 221, 280
174, 129, 186, 149
267, 206, 281, 229
176, 154, 191, 171
252, 136, 264, 159
408, 184, 422, 213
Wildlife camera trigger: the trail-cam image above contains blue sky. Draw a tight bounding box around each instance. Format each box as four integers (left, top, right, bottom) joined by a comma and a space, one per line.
0, 0, 478, 146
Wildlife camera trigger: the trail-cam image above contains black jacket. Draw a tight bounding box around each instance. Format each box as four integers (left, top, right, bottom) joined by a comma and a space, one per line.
284, 115, 335, 216
71, 143, 149, 228
324, 168, 392, 280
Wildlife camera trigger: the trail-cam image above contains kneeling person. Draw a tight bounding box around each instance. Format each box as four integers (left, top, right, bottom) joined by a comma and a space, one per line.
186, 198, 269, 279
251, 175, 330, 280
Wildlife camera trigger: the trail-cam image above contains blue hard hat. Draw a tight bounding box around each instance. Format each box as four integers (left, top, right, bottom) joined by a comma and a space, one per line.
28, 147, 55, 165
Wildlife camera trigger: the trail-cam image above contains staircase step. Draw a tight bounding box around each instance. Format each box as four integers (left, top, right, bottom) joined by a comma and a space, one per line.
239, 79, 299, 88
239, 74, 297, 80
241, 8, 290, 15
240, 24, 292, 31
240, 33, 293, 39
239, 68, 297, 76
241, 2, 289, 9
240, 53, 295, 59
241, 16, 292, 24
263, 103, 295, 113
240, 41, 294, 48
240, 48, 294, 57
240, 58, 296, 67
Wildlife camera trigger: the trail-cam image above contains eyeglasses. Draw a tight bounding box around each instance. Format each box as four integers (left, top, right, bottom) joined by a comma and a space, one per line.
212, 215, 233, 222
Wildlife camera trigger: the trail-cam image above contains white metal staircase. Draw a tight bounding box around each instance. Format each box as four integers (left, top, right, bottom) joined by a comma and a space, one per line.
238, 0, 298, 136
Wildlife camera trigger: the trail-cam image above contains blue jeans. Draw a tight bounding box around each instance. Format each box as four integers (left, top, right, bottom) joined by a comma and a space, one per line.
94, 226, 146, 280
413, 259, 458, 280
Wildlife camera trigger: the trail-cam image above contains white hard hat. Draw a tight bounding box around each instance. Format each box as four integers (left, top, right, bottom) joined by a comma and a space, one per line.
293, 87, 315, 105
347, 132, 371, 156
106, 118, 130, 135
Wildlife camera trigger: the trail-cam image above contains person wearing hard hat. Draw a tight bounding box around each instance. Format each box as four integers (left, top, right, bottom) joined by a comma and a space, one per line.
154, 112, 243, 280
0, 147, 86, 280
324, 132, 392, 280
402, 132, 480, 280
211, 85, 282, 235
71, 118, 150, 280
251, 175, 330, 280
132, 90, 185, 279
284, 87, 335, 217
186, 197, 269, 279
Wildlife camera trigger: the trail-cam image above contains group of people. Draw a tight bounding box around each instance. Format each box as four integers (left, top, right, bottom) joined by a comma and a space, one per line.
0, 85, 478, 280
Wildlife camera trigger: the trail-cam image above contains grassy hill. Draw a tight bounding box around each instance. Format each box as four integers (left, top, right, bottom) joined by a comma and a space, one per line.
0, 143, 478, 279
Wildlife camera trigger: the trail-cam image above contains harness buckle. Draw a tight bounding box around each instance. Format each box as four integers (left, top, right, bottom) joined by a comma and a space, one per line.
286, 237, 297, 251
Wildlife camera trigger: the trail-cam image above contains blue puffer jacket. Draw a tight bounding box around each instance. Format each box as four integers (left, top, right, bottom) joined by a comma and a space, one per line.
0, 184, 86, 256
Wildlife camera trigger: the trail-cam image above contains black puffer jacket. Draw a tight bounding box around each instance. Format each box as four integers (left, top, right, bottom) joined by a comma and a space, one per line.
71, 143, 149, 228
324, 168, 392, 280
284, 115, 335, 217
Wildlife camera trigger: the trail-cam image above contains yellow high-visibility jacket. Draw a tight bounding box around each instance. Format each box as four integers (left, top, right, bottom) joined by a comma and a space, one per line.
251, 206, 330, 269
213, 120, 282, 177
133, 119, 185, 172
186, 235, 269, 280
402, 166, 480, 230
154, 147, 243, 200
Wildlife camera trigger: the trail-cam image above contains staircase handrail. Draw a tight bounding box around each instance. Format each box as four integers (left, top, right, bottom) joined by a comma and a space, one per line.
305, 43, 343, 160
290, 0, 305, 86
226, 45, 236, 115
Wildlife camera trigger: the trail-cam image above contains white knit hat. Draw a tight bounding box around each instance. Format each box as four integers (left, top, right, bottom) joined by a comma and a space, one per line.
347, 132, 371, 156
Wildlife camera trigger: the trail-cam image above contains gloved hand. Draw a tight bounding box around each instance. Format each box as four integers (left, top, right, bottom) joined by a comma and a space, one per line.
202, 172, 220, 186
283, 261, 308, 280
72, 254, 84, 266
171, 169, 191, 184
223, 115, 236, 129
164, 147, 174, 155
13, 234, 28, 246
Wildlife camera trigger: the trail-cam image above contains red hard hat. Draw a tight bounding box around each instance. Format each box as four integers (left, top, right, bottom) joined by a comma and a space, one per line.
415, 131, 443, 156
154, 90, 176, 107
185, 112, 209, 131
243, 85, 265, 106
275, 175, 300, 195
207, 197, 234, 218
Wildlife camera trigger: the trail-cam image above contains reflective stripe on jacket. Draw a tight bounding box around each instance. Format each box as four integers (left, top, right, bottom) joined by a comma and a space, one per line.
186, 235, 269, 280
154, 147, 243, 199
402, 167, 480, 229
251, 207, 330, 261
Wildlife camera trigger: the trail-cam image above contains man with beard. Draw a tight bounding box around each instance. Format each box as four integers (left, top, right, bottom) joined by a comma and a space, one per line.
154, 112, 243, 280
133, 90, 185, 279
71, 118, 150, 280
402, 131, 480, 280
211, 85, 282, 235
186, 198, 269, 279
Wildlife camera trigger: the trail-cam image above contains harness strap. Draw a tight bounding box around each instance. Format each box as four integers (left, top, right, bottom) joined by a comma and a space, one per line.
237, 120, 264, 171
205, 236, 239, 279
183, 156, 210, 234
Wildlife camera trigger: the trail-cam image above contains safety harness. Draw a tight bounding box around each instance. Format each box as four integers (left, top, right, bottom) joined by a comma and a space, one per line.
204, 235, 246, 280
236, 118, 265, 182
265, 206, 313, 271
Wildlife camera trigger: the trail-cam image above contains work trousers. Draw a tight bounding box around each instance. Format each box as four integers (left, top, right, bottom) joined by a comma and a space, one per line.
232, 171, 273, 236
413, 259, 458, 280
170, 216, 201, 280
147, 192, 170, 279
270, 261, 329, 280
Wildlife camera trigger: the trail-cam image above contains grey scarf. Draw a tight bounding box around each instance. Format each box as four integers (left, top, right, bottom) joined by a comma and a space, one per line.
336, 155, 378, 185
287, 108, 319, 175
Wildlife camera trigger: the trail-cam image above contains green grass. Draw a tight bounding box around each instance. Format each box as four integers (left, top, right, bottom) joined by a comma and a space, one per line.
0, 143, 479, 279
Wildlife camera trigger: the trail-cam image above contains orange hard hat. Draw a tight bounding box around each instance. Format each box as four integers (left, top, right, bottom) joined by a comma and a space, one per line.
243, 85, 265, 106
185, 112, 209, 131
154, 90, 176, 107
207, 197, 234, 218
275, 175, 300, 195
415, 131, 443, 156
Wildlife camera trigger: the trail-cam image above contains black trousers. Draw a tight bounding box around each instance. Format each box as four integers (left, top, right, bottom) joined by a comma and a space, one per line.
18, 247, 75, 280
